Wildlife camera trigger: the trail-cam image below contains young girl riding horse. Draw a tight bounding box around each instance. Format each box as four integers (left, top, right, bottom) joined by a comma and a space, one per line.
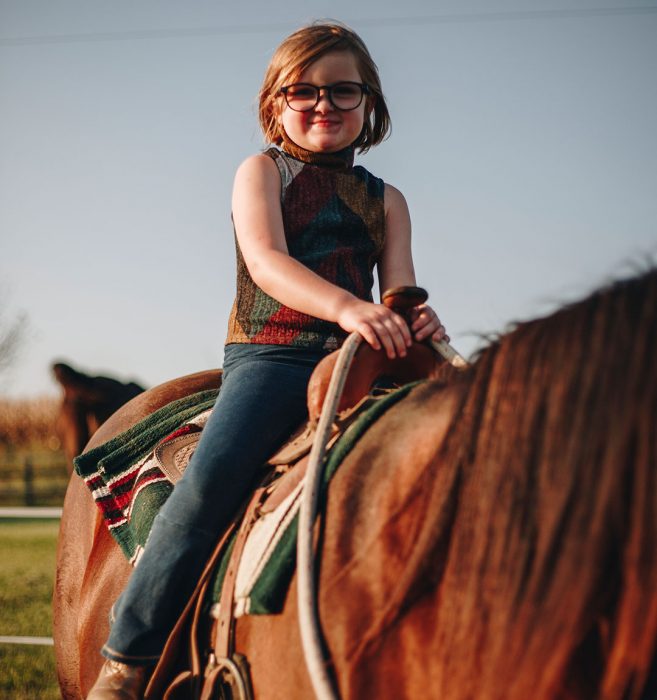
88, 21, 447, 698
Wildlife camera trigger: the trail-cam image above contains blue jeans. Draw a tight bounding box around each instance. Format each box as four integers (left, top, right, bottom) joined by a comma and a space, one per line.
103, 343, 326, 664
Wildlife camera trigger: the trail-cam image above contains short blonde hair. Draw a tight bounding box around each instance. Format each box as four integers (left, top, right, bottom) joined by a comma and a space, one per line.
259, 22, 391, 154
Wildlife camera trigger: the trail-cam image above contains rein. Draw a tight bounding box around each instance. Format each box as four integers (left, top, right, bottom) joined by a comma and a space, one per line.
297, 330, 363, 700
296, 286, 467, 700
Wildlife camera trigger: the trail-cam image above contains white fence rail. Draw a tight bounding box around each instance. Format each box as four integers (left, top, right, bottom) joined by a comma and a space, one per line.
0, 635, 54, 646
0, 506, 62, 518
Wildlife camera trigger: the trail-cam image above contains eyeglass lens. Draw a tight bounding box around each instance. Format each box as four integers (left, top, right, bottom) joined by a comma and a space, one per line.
283, 82, 366, 112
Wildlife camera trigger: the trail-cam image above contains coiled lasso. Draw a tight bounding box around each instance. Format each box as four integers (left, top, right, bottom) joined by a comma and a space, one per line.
297, 286, 467, 700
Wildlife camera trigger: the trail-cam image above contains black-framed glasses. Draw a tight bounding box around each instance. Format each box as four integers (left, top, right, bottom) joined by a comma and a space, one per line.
280, 82, 370, 112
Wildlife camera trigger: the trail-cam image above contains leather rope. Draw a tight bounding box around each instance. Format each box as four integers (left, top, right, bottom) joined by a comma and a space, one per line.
297, 330, 363, 700
296, 295, 468, 700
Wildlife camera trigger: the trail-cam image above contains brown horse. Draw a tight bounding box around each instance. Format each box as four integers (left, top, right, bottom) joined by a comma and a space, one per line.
54, 269, 657, 699
52, 361, 146, 472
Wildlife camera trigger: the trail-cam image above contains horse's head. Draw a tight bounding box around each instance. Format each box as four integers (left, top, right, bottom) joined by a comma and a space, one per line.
52, 360, 147, 469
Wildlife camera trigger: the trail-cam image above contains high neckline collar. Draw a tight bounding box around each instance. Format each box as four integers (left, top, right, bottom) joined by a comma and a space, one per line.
278, 134, 355, 170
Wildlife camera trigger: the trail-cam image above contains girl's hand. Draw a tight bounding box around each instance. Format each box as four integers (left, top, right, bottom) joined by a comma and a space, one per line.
337, 299, 412, 359
409, 304, 449, 344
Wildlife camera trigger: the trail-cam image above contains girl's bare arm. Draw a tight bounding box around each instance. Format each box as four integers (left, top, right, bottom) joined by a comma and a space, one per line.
380, 184, 448, 343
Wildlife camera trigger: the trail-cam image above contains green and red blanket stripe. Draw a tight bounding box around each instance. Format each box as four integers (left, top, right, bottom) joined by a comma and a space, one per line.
74, 389, 219, 562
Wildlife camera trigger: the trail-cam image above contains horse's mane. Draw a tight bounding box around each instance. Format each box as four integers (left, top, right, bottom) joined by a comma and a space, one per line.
392, 268, 657, 699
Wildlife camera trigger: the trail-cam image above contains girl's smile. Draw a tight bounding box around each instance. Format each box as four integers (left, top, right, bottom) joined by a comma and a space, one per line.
279, 50, 369, 153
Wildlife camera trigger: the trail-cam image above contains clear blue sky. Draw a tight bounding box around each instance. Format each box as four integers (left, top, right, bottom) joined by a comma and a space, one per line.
1, 1, 656, 397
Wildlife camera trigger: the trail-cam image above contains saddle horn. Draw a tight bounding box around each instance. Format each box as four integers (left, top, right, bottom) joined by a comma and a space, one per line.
382, 285, 468, 369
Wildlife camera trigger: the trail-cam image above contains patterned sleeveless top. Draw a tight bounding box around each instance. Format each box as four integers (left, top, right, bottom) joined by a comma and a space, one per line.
225, 140, 386, 350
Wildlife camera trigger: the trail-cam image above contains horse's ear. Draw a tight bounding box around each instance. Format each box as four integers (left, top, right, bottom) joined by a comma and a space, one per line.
52, 362, 96, 395
52, 362, 77, 385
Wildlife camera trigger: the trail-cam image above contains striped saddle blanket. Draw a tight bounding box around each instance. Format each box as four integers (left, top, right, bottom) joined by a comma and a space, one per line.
74, 384, 415, 615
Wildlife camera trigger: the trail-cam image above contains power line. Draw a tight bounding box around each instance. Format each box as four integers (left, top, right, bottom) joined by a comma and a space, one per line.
1, 6, 656, 47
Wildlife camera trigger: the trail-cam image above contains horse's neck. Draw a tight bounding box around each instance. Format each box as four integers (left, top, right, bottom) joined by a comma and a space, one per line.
318, 381, 461, 668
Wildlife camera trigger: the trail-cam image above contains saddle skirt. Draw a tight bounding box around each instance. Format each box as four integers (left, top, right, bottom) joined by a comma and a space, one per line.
154, 393, 382, 617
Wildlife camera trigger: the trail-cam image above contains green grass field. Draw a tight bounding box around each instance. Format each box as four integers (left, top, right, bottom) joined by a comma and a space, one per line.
0, 518, 61, 699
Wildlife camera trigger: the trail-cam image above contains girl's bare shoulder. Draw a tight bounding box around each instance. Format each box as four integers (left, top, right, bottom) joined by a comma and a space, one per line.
383, 182, 409, 215
233, 153, 281, 197
235, 152, 279, 178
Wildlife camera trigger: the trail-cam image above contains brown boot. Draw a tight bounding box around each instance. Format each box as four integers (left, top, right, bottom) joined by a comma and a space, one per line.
86, 659, 151, 699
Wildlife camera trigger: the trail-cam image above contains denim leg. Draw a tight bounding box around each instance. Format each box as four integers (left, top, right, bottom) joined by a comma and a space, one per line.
103, 348, 320, 664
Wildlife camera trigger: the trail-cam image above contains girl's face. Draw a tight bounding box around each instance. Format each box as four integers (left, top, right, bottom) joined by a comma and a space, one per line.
278, 50, 368, 153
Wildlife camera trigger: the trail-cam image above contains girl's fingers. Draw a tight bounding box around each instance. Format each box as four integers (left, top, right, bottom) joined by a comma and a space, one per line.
376, 319, 401, 359
432, 327, 450, 343
397, 314, 414, 347
385, 313, 414, 357
411, 305, 449, 343
414, 317, 440, 341
386, 314, 412, 349
380, 332, 397, 359
388, 323, 409, 358
362, 316, 409, 358
360, 326, 381, 351
411, 305, 436, 331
